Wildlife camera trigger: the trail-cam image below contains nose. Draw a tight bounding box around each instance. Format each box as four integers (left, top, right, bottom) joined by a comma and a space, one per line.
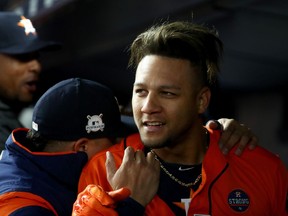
141, 93, 161, 114
28, 59, 41, 75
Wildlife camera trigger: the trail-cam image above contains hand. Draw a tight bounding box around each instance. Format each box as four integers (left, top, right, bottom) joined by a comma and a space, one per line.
206, 118, 258, 156
106, 146, 160, 206
72, 185, 130, 216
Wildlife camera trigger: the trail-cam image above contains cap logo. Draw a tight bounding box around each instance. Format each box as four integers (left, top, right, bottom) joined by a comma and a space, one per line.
17, 16, 36, 35
32, 121, 38, 131
86, 114, 105, 133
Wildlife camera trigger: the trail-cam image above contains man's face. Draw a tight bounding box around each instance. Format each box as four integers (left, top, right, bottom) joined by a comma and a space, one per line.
0, 53, 41, 102
132, 55, 208, 149
85, 138, 114, 160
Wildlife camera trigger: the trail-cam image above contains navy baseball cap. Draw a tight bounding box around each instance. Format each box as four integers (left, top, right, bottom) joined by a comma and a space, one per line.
32, 78, 134, 141
0, 12, 61, 54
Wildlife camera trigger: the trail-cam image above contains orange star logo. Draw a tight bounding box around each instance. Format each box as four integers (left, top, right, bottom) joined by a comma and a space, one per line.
17, 16, 37, 35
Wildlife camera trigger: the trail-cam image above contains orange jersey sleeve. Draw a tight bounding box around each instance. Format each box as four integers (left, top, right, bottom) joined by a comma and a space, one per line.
0, 191, 57, 215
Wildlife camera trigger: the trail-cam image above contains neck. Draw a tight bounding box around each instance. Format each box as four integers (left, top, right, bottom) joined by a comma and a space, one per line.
152, 126, 209, 165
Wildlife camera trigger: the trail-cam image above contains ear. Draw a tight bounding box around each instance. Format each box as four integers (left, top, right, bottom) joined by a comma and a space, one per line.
73, 138, 89, 152
197, 86, 211, 114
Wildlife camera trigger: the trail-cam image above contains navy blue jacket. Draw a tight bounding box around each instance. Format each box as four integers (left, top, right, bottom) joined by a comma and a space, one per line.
0, 128, 88, 216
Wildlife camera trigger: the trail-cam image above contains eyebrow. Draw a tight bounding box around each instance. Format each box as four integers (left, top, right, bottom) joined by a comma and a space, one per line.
133, 82, 181, 90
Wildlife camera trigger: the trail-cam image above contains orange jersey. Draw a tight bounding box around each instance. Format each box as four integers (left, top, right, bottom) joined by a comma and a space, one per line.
79, 130, 288, 215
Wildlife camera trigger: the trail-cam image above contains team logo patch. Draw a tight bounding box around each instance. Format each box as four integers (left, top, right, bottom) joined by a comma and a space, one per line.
17, 16, 37, 35
228, 189, 250, 212
86, 114, 105, 133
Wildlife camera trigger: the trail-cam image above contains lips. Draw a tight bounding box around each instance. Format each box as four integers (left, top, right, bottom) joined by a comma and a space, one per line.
143, 121, 164, 126
142, 121, 166, 133
25, 80, 38, 92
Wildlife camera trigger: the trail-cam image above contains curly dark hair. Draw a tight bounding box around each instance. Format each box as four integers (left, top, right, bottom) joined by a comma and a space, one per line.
25, 129, 48, 152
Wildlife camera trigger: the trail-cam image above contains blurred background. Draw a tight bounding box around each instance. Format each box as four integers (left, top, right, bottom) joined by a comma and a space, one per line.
1, 0, 287, 165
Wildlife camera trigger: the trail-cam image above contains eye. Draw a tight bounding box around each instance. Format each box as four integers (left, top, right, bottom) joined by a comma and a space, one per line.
134, 88, 147, 97
162, 91, 174, 95
9, 52, 40, 62
160, 91, 177, 98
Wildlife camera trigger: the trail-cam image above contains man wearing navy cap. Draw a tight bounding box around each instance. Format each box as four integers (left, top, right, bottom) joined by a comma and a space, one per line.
0, 77, 134, 215
0, 12, 60, 149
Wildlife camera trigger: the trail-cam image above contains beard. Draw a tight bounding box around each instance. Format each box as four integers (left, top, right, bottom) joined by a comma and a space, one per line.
141, 137, 172, 149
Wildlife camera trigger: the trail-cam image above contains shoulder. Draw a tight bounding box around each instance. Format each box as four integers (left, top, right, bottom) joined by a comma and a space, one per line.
224, 144, 288, 188
3, 128, 30, 151
0, 192, 56, 216
208, 128, 285, 168
208, 128, 287, 175
8, 206, 55, 216
240, 146, 287, 172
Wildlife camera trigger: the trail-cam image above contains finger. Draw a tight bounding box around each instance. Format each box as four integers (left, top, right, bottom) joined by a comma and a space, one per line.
106, 151, 116, 182
148, 152, 160, 174
218, 119, 259, 155
217, 118, 231, 130
234, 135, 250, 156
248, 136, 258, 150
108, 188, 131, 202
218, 127, 234, 152
123, 146, 135, 163
223, 127, 252, 155
235, 128, 258, 156
147, 151, 159, 167
233, 128, 255, 155
206, 120, 223, 130
206, 120, 217, 129
146, 151, 155, 164
219, 119, 240, 148
134, 150, 145, 163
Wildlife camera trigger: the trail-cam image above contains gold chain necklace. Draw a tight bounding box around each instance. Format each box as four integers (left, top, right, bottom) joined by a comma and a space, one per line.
151, 150, 202, 188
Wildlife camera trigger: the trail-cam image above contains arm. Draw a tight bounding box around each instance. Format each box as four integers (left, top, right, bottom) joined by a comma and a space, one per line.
206, 118, 258, 155
0, 192, 57, 216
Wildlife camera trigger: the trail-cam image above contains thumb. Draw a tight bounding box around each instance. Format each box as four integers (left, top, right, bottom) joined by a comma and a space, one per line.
106, 151, 116, 183
108, 187, 131, 202
206, 120, 222, 130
